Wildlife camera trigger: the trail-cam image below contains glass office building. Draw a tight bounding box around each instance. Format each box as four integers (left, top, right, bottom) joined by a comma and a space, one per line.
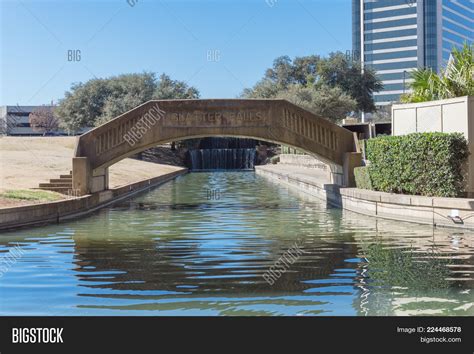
353, 0, 473, 106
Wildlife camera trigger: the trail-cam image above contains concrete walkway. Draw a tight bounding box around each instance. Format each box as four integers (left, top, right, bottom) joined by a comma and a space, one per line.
256, 163, 474, 230
257, 164, 331, 185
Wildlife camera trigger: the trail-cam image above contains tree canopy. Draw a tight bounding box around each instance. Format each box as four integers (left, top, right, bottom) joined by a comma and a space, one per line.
56, 72, 199, 131
276, 84, 357, 122
242, 53, 382, 121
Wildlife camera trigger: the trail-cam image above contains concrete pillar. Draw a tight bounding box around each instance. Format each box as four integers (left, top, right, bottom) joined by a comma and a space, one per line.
72, 157, 91, 196
91, 167, 109, 193
343, 152, 363, 187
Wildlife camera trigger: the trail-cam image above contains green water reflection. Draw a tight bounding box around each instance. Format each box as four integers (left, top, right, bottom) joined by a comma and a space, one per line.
0, 172, 473, 316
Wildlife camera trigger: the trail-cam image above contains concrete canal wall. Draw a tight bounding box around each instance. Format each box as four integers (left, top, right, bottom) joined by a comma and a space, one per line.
0, 169, 187, 231
256, 165, 474, 230
5, 162, 474, 231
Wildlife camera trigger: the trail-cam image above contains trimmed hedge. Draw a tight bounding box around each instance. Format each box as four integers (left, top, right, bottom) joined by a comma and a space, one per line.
354, 166, 373, 190
366, 132, 469, 197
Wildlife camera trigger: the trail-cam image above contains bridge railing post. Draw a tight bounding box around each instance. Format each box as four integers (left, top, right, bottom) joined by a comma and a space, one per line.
72, 157, 91, 196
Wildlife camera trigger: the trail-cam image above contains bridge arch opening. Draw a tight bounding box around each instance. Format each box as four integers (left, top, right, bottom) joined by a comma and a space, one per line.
72, 99, 361, 195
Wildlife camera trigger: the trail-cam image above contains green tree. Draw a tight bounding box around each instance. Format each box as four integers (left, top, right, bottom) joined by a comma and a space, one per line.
55, 79, 111, 132
264, 55, 294, 88
317, 52, 382, 113
276, 84, 356, 123
95, 72, 157, 126
445, 43, 474, 97
400, 69, 441, 103
242, 52, 381, 116
401, 43, 474, 103
56, 72, 199, 131
154, 73, 200, 99
241, 78, 280, 99
292, 55, 321, 85
243, 55, 321, 96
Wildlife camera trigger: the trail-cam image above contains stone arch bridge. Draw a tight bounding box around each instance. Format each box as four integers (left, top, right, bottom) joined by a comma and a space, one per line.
72, 99, 362, 195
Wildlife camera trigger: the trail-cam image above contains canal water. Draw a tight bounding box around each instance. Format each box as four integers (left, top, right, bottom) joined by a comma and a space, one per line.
0, 172, 473, 316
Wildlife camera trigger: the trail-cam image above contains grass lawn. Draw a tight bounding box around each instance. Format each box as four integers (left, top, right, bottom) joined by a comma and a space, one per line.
0, 189, 64, 202
0, 137, 185, 207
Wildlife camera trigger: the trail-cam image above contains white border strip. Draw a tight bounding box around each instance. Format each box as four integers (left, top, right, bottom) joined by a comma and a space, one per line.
366, 46, 418, 54
366, 24, 417, 33
364, 14, 417, 23
376, 68, 417, 74
367, 57, 418, 65
367, 4, 416, 13
368, 35, 417, 44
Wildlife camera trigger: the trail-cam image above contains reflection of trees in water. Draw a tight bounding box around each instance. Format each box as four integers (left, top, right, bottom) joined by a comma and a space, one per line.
363, 243, 452, 289
353, 239, 474, 316
65, 173, 363, 296
1, 172, 473, 315
71, 213, 359, 295
338, 209, 474, 315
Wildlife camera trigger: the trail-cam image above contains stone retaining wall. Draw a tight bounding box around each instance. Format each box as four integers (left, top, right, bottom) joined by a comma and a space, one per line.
256, 165, 474, 230
0, 169, 187, 231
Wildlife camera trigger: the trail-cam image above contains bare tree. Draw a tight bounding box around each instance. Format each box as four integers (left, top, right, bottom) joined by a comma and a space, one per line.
29, 106, 59, 135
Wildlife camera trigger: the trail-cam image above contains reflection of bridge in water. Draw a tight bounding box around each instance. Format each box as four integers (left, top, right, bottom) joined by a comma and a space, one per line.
2, 172, 474, 315
1, 197, 472, 316
71, 203, 356, 295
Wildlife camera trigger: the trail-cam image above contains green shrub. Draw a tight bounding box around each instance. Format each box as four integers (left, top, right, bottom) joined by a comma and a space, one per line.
366, 132, 469, 197
354, 166, 372, 190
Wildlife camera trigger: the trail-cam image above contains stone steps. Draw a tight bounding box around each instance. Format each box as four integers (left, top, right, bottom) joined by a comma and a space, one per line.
38, 171, 73, 195
50, 178, 71, 183
39, 182, 72, 188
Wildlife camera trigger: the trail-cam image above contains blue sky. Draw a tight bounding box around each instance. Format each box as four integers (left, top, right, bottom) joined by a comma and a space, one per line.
0, 0, 351, 105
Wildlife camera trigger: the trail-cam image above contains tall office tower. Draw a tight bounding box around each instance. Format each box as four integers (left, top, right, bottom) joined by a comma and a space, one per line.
353, 0, 473, 107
